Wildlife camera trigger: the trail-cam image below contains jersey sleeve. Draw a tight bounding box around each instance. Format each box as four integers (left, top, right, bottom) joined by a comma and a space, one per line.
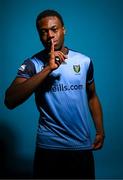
86, 60, 94, 84
17, 59, 36, 79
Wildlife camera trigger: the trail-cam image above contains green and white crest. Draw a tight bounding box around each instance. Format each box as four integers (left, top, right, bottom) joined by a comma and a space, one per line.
73, 65, 80, 73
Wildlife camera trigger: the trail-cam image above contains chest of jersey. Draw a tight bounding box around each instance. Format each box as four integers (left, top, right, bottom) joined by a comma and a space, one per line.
47, 57, 88, 91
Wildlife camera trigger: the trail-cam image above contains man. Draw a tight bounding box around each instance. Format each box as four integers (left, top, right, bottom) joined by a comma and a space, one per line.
4, 9, 105, 179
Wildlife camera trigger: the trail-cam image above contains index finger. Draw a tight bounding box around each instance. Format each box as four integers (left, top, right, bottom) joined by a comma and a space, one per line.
50, 38, 54, 54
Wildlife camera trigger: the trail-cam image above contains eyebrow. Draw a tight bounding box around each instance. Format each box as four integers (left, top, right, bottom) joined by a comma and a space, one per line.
39, 25, 59, 31
40, 25, 57, 30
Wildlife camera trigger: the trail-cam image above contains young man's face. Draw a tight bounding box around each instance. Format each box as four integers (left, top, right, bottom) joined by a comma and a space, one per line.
37, 16, 65, 51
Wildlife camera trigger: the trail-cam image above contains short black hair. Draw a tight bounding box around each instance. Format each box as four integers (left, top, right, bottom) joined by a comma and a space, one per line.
36, 9, 64, 32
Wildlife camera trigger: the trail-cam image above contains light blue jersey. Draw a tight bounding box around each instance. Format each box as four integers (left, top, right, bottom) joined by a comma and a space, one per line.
17, 49, 94, 150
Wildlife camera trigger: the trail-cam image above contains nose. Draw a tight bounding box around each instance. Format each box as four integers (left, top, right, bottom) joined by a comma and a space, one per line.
47, 30, 54, 40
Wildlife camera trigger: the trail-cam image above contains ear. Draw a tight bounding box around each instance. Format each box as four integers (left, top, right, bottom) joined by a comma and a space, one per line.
63, 27, 66, 34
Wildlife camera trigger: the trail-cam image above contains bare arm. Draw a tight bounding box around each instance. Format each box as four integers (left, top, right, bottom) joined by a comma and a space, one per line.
87, 82, 105, 150
4, 40, 67, 109
4, 66, 53, 109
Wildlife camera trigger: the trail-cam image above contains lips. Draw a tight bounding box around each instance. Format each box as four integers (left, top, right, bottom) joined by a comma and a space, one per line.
47, 39, 57, 45
53, 40, 58, 45
46, 39, 58, 49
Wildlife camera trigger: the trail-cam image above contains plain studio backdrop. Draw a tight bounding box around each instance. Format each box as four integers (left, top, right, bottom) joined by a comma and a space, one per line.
0, 0, 123, 178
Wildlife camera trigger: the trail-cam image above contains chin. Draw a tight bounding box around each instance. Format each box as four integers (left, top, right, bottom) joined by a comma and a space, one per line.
54, 45, 62, 51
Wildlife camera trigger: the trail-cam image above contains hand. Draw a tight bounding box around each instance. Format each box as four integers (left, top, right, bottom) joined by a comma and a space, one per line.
92, 133, 105, 150
48, 39, 67, 71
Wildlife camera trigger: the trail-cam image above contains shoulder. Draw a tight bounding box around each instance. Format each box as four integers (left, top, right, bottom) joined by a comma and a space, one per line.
29, 50, 47, 73
30, 51, 45, 65
69, 49, 91, 62
18, 51, 45, 74
68, 49, 91, 67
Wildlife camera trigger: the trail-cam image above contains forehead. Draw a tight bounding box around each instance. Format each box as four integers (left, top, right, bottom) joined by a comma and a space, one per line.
38, 16, 62, 29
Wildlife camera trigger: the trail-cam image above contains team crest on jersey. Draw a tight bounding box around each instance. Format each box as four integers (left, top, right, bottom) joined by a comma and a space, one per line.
73, 65, 80, 73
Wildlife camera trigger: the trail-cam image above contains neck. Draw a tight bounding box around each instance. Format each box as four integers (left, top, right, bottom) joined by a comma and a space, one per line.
59, 46, 69, 55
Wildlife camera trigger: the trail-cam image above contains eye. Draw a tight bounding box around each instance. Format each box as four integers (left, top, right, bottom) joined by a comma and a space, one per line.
52, 28, 58, 33
39, 29, 47, 35
40, 30, 46, 35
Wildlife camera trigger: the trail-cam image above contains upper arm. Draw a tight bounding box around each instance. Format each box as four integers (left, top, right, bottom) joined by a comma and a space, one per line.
7, 58, 36, 90
6, 77, 28, 94
86, 81, 96, 100
86, 60, 96, 100
5, 59, 36, 109
86, 60, 94, 85
12, 77, 27, 85
17, 58, 36, 79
